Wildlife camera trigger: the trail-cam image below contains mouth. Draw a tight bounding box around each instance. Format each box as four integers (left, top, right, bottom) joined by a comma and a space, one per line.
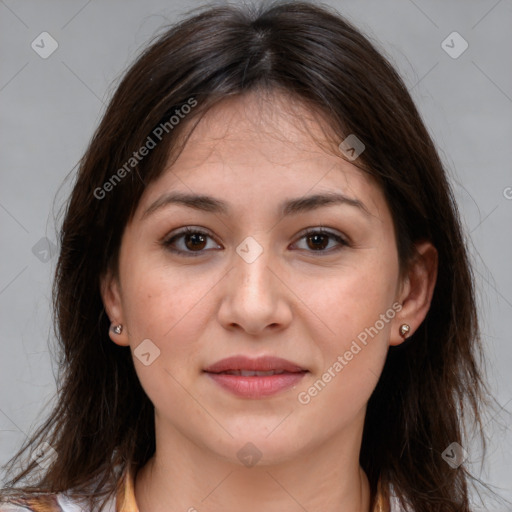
204, 355, 307, 374
217, 369, 289, 376
204, 355, 308, 398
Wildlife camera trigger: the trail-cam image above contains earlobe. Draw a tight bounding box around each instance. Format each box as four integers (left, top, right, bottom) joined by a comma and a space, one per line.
390, 241, 438, 346
100, 270, 130, 347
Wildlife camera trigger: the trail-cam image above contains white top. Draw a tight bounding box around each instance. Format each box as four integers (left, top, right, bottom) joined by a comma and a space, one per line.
0, 493, 116, 512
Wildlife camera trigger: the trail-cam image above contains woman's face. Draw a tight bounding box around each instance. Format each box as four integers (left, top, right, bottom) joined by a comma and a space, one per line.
103, 92, 417, 465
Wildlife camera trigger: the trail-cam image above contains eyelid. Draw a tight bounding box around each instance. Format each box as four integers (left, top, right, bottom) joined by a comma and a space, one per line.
165, 225, 217, 239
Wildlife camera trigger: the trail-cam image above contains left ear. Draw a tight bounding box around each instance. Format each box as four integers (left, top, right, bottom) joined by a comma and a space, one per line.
390, 240, 438, 346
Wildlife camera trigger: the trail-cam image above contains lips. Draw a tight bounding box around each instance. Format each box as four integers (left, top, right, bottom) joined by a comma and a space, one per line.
222, 369, 286, 376
204, 355, 306, 374
204, 356, 308, 398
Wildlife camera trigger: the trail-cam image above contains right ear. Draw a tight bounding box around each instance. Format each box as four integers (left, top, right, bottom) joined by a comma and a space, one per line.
100, 269, 130, 347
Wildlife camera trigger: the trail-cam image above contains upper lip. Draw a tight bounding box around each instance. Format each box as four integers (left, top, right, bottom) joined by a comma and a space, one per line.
204, 356, 307, 373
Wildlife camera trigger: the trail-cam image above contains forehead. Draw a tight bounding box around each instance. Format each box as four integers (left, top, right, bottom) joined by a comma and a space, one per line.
135, 91, 387, 221
173, 91, 347, 171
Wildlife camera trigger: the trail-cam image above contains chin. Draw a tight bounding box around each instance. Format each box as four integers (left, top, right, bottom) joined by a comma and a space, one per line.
207, 424, 315, 467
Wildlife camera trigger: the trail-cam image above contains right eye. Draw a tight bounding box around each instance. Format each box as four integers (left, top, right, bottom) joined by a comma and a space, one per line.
162, 227, 223, 256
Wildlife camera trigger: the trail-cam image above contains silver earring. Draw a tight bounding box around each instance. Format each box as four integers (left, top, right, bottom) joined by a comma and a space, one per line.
111, 324, 123, 335
399, 324, 410, 338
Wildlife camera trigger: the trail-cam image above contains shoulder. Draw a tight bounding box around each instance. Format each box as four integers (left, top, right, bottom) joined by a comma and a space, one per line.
0, 504, 28, 512
0, 464, 128, 512
0, 493, 64, 511
0, 492, 114, 512
0, 494, 60, 511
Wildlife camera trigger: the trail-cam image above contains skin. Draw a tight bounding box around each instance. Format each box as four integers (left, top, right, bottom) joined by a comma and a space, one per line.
101, 91, 437, 512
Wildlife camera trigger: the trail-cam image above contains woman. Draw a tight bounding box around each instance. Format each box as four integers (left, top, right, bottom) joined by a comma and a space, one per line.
0, 2, 488, 511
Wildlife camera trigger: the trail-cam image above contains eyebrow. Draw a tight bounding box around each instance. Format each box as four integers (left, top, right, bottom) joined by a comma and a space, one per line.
141, 191, 370, 220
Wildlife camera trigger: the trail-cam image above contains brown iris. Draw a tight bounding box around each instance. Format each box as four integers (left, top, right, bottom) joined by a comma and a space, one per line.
184, 233, 207, 251
306, 233, 329, 250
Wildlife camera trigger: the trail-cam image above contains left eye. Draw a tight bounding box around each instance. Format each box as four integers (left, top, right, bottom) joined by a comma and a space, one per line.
292, 229, 348, 252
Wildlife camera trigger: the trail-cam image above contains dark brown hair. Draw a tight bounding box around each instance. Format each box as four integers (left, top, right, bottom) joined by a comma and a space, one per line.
1, 2, 489, 511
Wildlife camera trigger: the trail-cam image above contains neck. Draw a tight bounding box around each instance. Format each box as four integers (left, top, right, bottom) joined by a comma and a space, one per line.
135, 419, 371, 512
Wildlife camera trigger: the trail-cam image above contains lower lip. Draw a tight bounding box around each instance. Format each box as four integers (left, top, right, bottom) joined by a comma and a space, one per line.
205, 372, 307, 398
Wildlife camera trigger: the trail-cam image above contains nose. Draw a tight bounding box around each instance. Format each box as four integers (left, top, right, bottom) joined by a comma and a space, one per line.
217, 244, 293, 336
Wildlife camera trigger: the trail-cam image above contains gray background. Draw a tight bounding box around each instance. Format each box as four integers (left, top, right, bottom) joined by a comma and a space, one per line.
1, 0, 511, 509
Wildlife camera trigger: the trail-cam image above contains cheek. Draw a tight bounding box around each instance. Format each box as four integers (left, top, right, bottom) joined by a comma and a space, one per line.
121, 262, 220, 371
125, 261, 188, 328
294, 256, 398, 347
293, 255, 398, 419
120, 265, 220, 418
295, 303, 392, 433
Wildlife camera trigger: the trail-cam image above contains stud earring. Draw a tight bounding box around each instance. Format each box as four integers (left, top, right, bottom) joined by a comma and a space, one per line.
399, 324, 410, 338
111, 324, 123, 335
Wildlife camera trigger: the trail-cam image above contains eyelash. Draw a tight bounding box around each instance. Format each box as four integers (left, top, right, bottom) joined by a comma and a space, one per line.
162, 226, 349, 257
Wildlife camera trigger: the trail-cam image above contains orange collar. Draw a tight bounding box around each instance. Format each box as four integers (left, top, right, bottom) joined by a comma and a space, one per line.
115, 464, 139, 512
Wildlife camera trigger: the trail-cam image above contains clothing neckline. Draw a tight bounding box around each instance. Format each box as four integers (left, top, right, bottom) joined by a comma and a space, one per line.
115, 464, 391, 512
